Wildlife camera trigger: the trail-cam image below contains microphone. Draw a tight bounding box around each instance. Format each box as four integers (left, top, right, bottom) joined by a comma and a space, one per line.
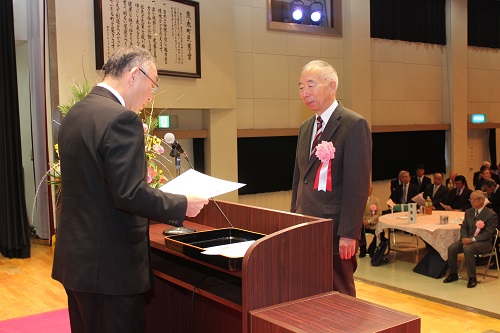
164, 132, 193, 169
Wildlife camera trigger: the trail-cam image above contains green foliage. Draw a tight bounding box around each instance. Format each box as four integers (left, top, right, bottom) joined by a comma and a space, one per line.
57, 80, 93, 116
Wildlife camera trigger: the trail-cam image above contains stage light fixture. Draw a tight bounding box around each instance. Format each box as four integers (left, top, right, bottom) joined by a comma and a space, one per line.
290, 0, 305, 23
309, 1, 324, 25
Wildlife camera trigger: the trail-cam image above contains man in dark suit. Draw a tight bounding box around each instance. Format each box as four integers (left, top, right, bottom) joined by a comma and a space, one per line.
423, 173, 448, 210
440, 175, 472, 211
482, 178, 500, 215
291, 60, 371, 297
390, 171, 419, 205
443, 190, 498, 288
52, 46, 208, 332
410, 164, 431, 193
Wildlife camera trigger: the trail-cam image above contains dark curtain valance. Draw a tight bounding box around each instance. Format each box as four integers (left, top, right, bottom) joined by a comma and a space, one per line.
0, 0, 31, 258
370, 0, 446, 45
468, 0, 500, 49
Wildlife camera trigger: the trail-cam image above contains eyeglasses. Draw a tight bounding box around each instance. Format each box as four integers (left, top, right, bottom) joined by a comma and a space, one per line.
470, 197, 483, 202
139, 68, 159, 93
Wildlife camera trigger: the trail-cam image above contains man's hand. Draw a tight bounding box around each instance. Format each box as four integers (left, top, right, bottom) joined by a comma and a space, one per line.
339, 237, 357, 260
184, 194, 209, 217
364, 220, 370, 228
462, 238, 473, 246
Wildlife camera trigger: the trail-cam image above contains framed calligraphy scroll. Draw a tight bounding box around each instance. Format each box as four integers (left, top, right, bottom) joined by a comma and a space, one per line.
94, 0, 201, 78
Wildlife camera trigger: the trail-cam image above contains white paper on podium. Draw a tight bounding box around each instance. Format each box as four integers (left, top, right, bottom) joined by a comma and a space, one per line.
159, 169, 245, 198
201, 240, 255, 258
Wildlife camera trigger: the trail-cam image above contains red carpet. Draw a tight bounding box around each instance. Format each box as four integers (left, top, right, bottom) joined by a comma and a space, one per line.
0, 309, 70, 333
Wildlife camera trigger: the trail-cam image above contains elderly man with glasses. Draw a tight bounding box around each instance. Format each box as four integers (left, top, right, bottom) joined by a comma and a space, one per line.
443, 190, 498, 288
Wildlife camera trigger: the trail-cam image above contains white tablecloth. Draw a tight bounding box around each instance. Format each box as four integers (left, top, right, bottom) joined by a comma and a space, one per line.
376, 211, 464, 260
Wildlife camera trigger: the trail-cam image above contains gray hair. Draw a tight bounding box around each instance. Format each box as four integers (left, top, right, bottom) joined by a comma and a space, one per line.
398, 170, 409, 178
482, 178, 497, 188
471, 190, 485, 199
301, 60, 339, 88
103, 46, 155, 78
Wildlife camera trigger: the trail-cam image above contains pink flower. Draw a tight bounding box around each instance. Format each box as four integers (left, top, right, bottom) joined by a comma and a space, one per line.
315, 141, 335, 163
147, 174, 153, 183
476, 220, 485, 229
153, 144, 164, 154
370, 204, 377, 216
143, 123, 149, 132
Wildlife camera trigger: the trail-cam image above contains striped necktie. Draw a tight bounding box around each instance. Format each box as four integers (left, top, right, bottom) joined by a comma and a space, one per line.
311, 116, 323, 158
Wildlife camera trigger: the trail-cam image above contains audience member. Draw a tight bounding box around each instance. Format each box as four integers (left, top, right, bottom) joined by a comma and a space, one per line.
390, 170, 419, 205
359, 186, 381, 258
474, 166, 499, 190
445, 171, 457, 189
390, 174, 402, 196
473, 161, 491, 188
443, 190, 498, 288
423, 173, 448, 210
440, 175, 472, 211
482, 178, 500, 215
410, 164, 431, 193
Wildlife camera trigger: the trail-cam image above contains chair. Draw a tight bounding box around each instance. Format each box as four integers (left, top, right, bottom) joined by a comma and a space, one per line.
459, 228, 500, 283
388, 205, 420, 252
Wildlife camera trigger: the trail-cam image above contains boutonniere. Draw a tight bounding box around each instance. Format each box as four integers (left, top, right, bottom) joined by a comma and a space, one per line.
473, 220, 485, 237
370, 204, 377, 216
313, 141, 335, 192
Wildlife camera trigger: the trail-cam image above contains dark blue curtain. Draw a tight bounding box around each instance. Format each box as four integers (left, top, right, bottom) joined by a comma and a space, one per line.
468, 0, 500, 49
0, 0, 31, 258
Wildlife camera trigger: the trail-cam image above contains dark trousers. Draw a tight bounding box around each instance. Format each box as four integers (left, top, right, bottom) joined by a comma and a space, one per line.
66, 289, 145, 333
447, 241, 484, 278
333, 254, 358, 297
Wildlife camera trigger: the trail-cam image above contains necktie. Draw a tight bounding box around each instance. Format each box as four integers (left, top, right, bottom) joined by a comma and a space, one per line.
311, 116, 323, 158
433, 186, 438, 197
475, 210, 479, 218
402, 184, 407, 204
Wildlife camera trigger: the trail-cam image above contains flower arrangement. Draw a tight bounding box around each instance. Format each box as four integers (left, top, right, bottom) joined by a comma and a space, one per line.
313, 141, 336, 192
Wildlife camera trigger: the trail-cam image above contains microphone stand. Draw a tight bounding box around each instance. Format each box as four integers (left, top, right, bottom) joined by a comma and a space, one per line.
164, 146, 195, 235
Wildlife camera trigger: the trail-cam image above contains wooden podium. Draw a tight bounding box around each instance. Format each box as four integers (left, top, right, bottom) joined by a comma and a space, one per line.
145, 200, 334, 333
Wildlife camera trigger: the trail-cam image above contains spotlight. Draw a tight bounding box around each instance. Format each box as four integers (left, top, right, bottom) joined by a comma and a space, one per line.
309, 1, 324, 26
290, 0, 305, 23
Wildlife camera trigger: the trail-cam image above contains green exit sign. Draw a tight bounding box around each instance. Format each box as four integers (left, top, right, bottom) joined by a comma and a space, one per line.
158, 115, 170, 128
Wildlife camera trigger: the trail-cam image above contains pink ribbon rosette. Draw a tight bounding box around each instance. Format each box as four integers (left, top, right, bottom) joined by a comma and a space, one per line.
473, 220, 485, 237
314, 141, 335, 192
370, 204, 377, 216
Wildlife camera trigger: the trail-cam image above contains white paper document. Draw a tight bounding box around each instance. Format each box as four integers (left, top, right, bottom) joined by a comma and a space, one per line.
201, 240, 255, 258
411, 193, 426, 207
160, 169, 245, 198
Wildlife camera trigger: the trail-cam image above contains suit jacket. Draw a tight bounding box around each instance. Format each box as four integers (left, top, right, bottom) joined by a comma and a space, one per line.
461, 206, 498, 253
423, 184, 448, 210
390, 183, 419, 205
52, 86, 187, 296
290, 104, 372, 254
410, 175, 431, 193
444, 187, 472, 211
390, 179, 400, 196
486, 187, 500, 216
364, 195, 382, 230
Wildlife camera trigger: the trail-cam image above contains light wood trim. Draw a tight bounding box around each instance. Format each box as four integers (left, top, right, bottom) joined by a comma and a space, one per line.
371, 124, 451, 133
153, 129, 208, 139
467, 123, 500, 129
237, 129, 299, 138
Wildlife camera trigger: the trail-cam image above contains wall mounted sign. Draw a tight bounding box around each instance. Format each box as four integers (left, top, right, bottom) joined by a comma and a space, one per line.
94, 0, 201, 78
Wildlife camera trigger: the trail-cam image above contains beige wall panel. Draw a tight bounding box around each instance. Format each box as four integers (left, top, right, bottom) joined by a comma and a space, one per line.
468, 69, 490, 102
371, 39, 406, 63
320, 37, 343, 59
251, 0, 267, 8
287, 56, 316, 99
488, 104, 500, 122
489, 71, 500, 102
404, 101, 443, 124
404, 44, 444, 66
329, 57, 344, 100
468, 48, 492, 70
253, 99, 289, 128
287, 34, 322, 57
253, 53, 289, 99
371, 100, 406, 125
234, 5, 253, 53
236, 98, 254, 129
404, 64, 443, 101
252, 8, 288, 55
235, 52, 254, 98
371, 62, 405, 101
289, 99, 312, 128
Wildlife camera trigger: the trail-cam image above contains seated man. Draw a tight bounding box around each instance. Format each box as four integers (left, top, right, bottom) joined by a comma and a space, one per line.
440, 175, 472, 211
423, 173, 448, 210
443, 190, 498, 288
390, 170, 419, 205
482, 178, 500, 215
410, 164, 431, 193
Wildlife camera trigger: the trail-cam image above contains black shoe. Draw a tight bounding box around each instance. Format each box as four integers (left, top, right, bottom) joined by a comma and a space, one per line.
359, 245, 367, 258
443, 274, 459, 283
467, 277, 477, 288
